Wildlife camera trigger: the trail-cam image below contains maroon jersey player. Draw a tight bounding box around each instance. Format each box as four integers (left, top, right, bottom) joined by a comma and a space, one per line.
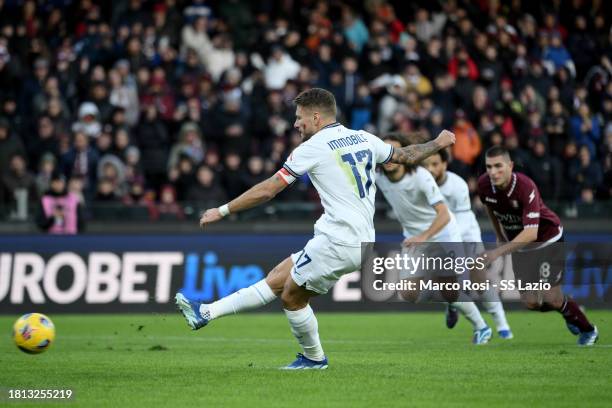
477, 146, 598, 346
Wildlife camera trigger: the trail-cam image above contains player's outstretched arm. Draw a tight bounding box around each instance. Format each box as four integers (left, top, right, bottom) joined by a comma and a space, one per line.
485, 206, 507, 243
403, 202, 450, 245
389, 130, 456, 166
199, 173, 288, 227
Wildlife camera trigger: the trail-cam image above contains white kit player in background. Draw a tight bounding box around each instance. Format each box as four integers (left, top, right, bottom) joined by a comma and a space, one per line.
377, 133, 493, 345
422, 150, 512, 339
175, 88, 455, 369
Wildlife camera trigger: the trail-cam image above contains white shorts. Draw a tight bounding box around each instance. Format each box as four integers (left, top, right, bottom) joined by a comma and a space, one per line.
290, 234, 361, 294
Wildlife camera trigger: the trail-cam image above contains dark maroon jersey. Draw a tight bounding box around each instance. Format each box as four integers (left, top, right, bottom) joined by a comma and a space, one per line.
477, 172, 562, 242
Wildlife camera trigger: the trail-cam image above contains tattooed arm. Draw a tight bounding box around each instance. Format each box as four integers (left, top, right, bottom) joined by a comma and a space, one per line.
389, 130, 456, 166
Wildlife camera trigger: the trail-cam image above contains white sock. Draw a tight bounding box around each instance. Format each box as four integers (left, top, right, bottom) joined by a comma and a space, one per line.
451, 302, 487, 330
284, 305, 325, 362
482, 301, 510, 332
205, 279, 276, 320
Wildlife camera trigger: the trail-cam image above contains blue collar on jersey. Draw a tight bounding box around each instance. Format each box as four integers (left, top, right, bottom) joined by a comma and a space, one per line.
320, 122, 341, 130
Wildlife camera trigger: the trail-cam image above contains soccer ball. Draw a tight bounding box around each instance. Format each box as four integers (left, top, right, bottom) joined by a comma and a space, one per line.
12, 313, 55, 354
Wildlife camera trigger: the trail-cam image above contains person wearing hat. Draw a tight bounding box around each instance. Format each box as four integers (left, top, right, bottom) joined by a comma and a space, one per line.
72, 101, 102, 138
35, 170, 85, 234
167, 121, 205, 172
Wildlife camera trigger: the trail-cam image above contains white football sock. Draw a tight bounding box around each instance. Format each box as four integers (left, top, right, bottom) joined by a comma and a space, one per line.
450, 301, 487, 330
482, 301, 510, 332
205, 279, 276, 320
284, 305, 325, 362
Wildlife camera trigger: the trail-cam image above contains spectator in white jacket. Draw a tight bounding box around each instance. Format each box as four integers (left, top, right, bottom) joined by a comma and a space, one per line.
181, 17, 234, 82
264, 45, 300, 90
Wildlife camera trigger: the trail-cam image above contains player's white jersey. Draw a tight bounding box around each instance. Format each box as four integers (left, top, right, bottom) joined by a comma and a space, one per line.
376, 166, 461, 242
438, 171, 482, 242
279, 123, 393, 247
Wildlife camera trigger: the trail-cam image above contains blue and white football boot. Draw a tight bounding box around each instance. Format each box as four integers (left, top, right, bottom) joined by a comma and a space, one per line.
175, 292, 209, 330
281, 353, 329, 370
577, 326, 599, 346
498, 329, 514, 339
472, 326, 492, 345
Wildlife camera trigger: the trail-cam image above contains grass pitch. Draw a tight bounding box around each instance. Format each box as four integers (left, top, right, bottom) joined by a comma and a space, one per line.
1, 311, 610, 407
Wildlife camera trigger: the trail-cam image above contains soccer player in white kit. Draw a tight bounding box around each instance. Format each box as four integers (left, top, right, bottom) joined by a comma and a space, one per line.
422, 150, 512, 339
377, 133, 493, 345
175, 88, 456, 369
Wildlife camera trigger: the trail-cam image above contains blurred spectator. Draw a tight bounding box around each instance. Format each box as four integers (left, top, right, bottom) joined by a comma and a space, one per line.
35, 152, 57, 197
1, 153, 37, 218
505, 134, 530, 172
222, 152, 244, 198
140, 69, 176, 121
570, 104, 602, 158
186, 164, 227, 207
215, 98, 249, 155
526, 140, 562, 201
402, 63, 432, 97
155, 184, 184, 220
169, 154, 196, 202
451, 110, 481, 167
542, 32, 575, 76
351, 83, 373, 130
109, 67, 139, 127
73, 102, 102, 139
122, 181, 154, 207
67, 176, 86, 207
342, 6, 369, 53
545, 100, 570, 157
113, 127, 132, 160
136, 104, 169, 189
60, 131, 99, 195
20, 57, 49, 117
97, 155, 127, 199
569, 145, 603, 202
449, 47, 479, 81
36, 170, 84, 234
241, 156, 268, 189
96, 127, 114, 157
567, 15, 598, 80
0, 117, 25, 175
168, 122, 205, 171
95, 177, 120, 202
124, 146, 146, 189
264, 45, 300, 90
414, 8, 446, 44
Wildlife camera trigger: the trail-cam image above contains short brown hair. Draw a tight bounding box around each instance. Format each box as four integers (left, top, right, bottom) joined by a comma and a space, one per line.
382, 132, 409, 147
293, 88, 337, 118
485, 146, 511, 160
382, 132, 418, 173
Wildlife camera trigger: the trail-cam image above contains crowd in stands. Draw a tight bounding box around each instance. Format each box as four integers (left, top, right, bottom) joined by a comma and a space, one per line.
0, 0, 610, 225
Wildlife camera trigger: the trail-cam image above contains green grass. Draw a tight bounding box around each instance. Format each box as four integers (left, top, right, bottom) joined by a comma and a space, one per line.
1, 311, 611, 407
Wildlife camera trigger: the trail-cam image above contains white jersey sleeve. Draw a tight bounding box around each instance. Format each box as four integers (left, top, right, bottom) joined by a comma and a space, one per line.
440, 171, 471, 213
283, 142, 319, 178
364, 132, 394, 164
418, 168, 445, 207
439, 171, 482, 242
